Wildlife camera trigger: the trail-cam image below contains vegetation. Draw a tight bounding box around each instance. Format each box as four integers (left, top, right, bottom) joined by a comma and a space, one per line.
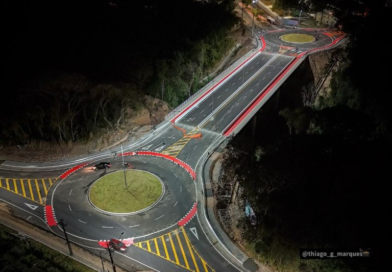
89, 170, 163, 213
219, 2, 390, 272
1, 0, 240, 146
0, 224, 95, 272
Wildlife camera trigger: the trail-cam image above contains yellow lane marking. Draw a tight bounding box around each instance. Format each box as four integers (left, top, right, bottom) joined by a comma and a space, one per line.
182, 227, 200, 272
147, 241, 151, 252
28, 179, 34, 201
49, 178, 54, 186
169, 233, 179, 264
35, 179, 42, 204
161, 127, 200, 157
176, 230, 189, 269
21, 179, 26, 197
13, 179, 18, 194
42, 179, 48, 195
6, 179, 10, 190
154, 238, 160, 256
161, 236, 169, 260
0, 178, 2, 187
201, 259, 208, 272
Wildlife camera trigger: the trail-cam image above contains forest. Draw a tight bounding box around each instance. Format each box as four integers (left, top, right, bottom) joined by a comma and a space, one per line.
1, 0, 239, 145
1, 0, 390, 271
219, 1, 390, 272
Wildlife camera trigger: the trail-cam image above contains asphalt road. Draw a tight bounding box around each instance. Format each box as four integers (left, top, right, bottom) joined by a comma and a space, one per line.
0, 28, 346, 272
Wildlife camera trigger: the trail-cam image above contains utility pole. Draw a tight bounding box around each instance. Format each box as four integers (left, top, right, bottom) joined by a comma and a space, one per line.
59, 219, 73, 256
106, 241, 116, 272
121, 144, 128, 188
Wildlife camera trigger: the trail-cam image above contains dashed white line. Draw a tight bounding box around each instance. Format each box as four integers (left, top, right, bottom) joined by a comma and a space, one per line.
155, 215, 164, 220
217, 95, 221, 99
129, 225, 139, 228
225, 88, 228, 92
232, 82, 236, 86
102, 226, 114, 229
193, 145, 197, 150
69, 189, 73, 195
79, 177, 84, 181
201, 109, 204, 113
68, 205, 72, 211
174, 201, 178, 206
174, 173, 178, 178
180, 186, 182, 192
78, 219, 86, 224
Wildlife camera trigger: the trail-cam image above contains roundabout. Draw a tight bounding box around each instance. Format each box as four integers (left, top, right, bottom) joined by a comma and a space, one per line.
88, 169, 165, 215
49, 152, 197, 239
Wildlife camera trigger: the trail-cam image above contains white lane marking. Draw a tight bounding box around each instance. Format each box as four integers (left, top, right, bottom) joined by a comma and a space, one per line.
142, 144, 153, 150
25, 203, 38, 210
189, 227, 199, 240
225, 88, 228, 92
69, 189, 73, 195
155, 145, 165, 152
142, 160, 146, 163
217, 95, 221, 99
155, 215, 164, 220
232, 82, 236, 86
174, 201, 178, 207
180, 186, 182, 192
102, 226, 114, 229
201, 109, 204, 113
129, 225, 139, 228
193, 145, 197, 150
79, 177, 84, 181
174, 173, 178, 178
68, 205, 72, 211
78, 219, 86, 224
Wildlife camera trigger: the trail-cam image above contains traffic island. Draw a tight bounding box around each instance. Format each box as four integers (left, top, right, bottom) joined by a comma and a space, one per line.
88, 169, 164, 215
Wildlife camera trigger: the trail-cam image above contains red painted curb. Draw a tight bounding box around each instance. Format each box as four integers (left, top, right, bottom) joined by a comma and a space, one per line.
59, 163, 89, 179
45, 205, 57, 226
178, 203, 198, 227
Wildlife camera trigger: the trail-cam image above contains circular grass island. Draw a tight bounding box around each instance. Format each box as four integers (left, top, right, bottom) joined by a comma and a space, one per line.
89, 169, 164, 214
280, 33, 315, 43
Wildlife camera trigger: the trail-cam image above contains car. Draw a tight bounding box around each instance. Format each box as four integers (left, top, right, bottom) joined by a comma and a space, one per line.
109, 238, 128, 251
92, 162, 111, 170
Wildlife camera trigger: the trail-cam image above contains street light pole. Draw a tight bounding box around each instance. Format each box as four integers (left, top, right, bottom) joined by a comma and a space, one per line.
297, 9, 302, 33
106, 241, 116, 272
59, 219, 73, 256
121, 144, 128, 188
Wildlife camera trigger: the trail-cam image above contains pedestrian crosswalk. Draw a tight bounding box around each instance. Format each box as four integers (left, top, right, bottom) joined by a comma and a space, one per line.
134, 227, 215, 272
0, 177, 57, 205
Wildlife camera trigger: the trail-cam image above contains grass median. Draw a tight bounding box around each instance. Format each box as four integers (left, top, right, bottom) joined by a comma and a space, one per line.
89, 169, 163, 213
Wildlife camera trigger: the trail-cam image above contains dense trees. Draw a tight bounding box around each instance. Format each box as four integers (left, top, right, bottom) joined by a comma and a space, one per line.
218, 2, 390, 272
1, 0, 239, 145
